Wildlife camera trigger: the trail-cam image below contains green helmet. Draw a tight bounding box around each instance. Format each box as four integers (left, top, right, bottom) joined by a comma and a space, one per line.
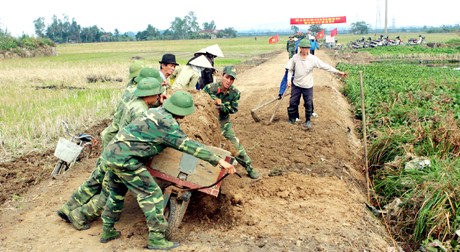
163, 90, 195, 116
129, 60, 145, 79
298, 39, 311, 48
133, 77, 165, 97
134, 67, 162, 83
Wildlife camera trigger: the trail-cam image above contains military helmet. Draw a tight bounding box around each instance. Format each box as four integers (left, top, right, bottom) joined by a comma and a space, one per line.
129, 60, 145, 79
133, 77, 165, 97
163, 90, 195, 116
134, 67, 162, 83
298, 39, 311, 48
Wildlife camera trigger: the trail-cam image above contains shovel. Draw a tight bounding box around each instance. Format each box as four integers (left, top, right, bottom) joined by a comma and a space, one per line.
250, 97, 279, 122
269, 88, 290, 124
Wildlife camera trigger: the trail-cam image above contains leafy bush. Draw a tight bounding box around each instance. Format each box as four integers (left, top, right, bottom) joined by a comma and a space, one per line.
0, 34, 55, 51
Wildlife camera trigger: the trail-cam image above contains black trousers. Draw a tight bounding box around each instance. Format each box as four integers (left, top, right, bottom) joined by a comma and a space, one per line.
287, 84, 313, 122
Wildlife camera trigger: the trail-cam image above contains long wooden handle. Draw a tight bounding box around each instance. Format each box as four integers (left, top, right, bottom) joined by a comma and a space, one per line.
269, 91, 290, 123
250, 97, 279, 123
251, 97, 279, 112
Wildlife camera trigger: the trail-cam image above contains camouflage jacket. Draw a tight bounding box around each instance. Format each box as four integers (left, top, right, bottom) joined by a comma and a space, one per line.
101, 98, 150, 148
101, 107, 221, 170
203, 81, 240, 122
100, 80, 138, 146
286, 40, 296, 52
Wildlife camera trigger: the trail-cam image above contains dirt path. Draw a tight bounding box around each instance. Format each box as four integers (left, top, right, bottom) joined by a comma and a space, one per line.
0, 50, 392, 251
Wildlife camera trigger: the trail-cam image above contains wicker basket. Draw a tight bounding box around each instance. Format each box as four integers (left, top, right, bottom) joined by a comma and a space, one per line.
54, 138, 83, 163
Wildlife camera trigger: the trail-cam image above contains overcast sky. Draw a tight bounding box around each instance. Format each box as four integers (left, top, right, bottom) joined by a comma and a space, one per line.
1, 0, 459, 36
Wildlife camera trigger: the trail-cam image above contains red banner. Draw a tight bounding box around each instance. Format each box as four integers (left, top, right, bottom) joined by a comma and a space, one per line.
268, 34, 279, 44
290, 16, 346, 25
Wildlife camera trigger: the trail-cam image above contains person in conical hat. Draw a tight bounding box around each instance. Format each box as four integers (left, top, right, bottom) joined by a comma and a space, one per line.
189, 44, 224, 90
170, 55, 214, 91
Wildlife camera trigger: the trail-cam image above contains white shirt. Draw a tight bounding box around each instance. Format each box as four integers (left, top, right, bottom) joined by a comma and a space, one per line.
285, 54, 339, 89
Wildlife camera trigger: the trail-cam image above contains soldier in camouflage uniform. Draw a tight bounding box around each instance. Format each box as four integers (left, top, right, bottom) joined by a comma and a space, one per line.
203, 66, 260, 179
101, 67, 163, 148
286, 36, 296, 59
98, 90, 236, 250
57, 77, 165, 230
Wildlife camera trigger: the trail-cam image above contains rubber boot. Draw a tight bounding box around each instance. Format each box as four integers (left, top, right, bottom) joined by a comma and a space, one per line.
68, 209, 90, 231
56, 205, 71, 223
56, 200, 79, 223
246, 166, 260, 179
100, 226, 121, 243
287, 107, 299, 124
147, 232, 180, 250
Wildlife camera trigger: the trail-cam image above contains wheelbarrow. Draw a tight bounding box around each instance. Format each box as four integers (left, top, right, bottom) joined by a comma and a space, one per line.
147, 146, 234, 239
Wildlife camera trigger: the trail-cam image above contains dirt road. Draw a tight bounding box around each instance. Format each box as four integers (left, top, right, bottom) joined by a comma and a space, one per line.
0, 50, 392, 251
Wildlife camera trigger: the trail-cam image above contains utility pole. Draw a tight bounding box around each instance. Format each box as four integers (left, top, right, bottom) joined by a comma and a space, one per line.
376, 0, 381, 32
384, 0, 388, 35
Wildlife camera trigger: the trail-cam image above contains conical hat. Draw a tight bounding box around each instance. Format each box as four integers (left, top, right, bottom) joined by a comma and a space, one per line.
189, 55, 213, 68
196, 44, 224, 57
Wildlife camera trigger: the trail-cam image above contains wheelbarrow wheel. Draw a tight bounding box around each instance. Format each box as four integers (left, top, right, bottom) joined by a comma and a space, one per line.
164, 195, 190, 240
51, 160, 67, 179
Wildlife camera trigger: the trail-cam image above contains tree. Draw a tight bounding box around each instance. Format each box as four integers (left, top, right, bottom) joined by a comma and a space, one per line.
33, 17, 46, 38
217, 28, 237, 38
291, 26, 299, 34
351, 21, 370, 34
185, 11, 200, 33
202, 21, 216, 31
309, 24, 323, 33
136, 24, 160, 41
169, 17, 188, 40
68, 18, 81, 43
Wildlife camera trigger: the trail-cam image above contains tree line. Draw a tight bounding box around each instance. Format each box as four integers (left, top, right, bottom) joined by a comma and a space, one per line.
32, 11, 237, 44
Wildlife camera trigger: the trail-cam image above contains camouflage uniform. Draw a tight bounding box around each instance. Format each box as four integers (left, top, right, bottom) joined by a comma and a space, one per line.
203, 81, 256, 176
100, 107, 221, 234
101, 67, 161, 148
286, 38, 296, 59
58, 76, 163, 229
66, 98, 151, 228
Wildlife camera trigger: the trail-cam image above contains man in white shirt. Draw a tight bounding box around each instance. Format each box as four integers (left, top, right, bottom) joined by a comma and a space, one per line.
285, 39, 347, 129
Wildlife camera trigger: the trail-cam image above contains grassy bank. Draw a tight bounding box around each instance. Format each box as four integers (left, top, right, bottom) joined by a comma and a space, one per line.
337, 50, 460, 249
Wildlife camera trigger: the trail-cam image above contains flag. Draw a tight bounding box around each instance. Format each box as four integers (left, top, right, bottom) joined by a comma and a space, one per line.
279, 69, 288, 96
268, 34, 279, 44
317, 30, 325, 39
330, 28, 338, 37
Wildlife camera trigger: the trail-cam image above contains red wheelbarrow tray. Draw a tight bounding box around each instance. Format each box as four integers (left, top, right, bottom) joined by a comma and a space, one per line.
147, 146, 231, 197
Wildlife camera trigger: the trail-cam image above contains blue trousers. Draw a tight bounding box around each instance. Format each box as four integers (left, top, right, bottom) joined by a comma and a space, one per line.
288, 84, 313, 122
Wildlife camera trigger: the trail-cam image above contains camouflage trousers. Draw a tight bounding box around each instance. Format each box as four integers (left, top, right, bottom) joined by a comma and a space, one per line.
220, 120, 252, 169
70, 172, 113, 225
62, 158, 107, 212
101, 164, 167, 233
288, 49, 296, 59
